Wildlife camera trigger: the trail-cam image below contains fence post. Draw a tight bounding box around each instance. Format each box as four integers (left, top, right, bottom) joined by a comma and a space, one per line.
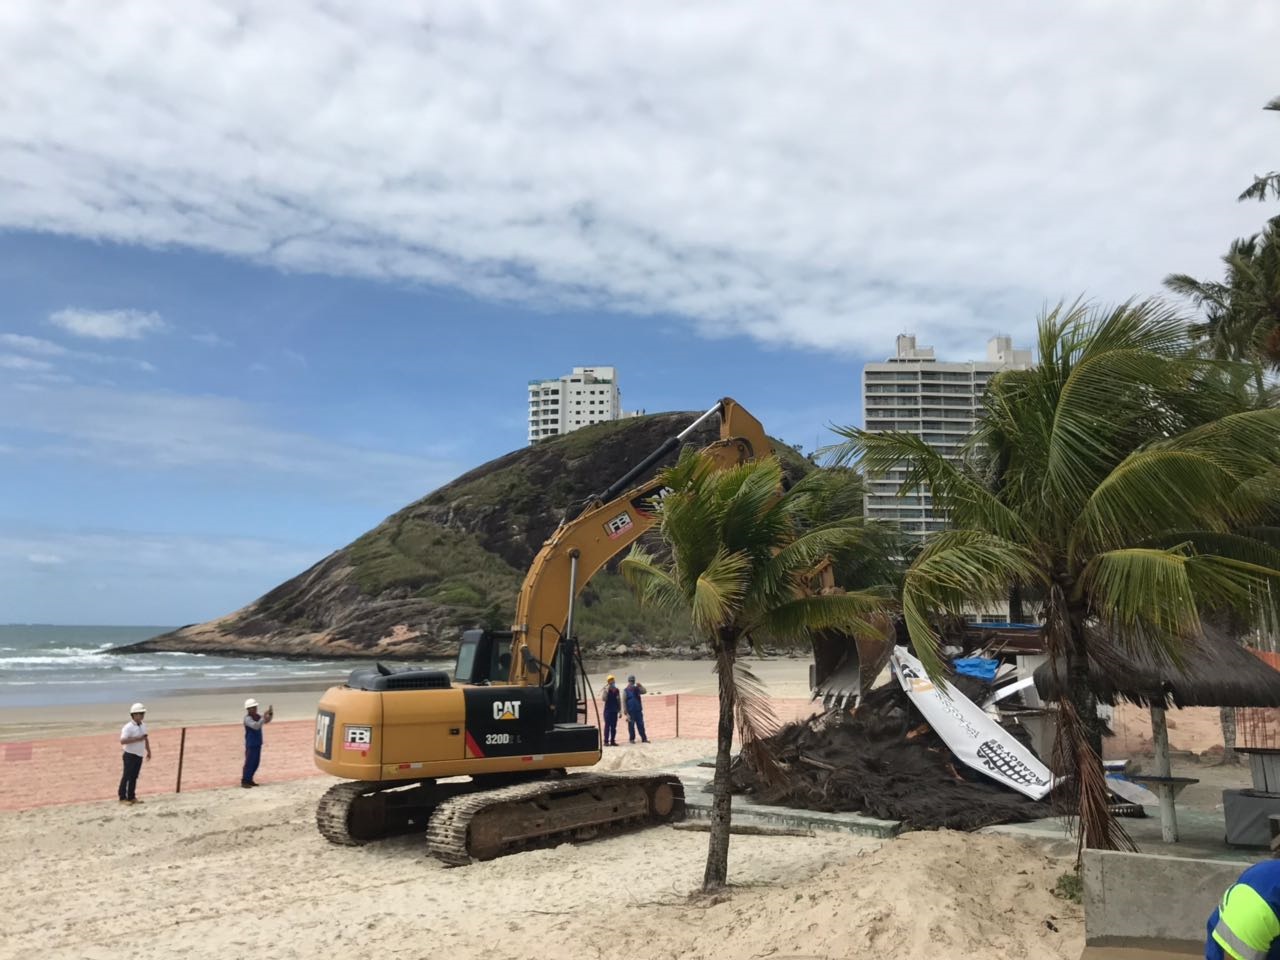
175, 727, 187, 794
675, 694, 680, 739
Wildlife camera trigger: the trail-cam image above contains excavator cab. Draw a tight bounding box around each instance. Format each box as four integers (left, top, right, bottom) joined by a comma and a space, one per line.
455, 629, 513, 685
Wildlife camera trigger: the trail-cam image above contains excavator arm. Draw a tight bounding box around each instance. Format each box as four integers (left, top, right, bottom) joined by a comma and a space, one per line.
509, 397, 770, 687
508, 396, 890, 710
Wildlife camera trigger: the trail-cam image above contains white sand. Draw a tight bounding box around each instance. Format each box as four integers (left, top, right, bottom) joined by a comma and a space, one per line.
0, 738, 1081, 959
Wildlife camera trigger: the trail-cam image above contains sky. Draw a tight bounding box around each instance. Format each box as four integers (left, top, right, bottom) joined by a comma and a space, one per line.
1, 1, 1277, 624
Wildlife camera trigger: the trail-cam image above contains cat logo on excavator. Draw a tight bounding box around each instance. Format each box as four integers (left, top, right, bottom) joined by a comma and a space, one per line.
492, 700, 522, 721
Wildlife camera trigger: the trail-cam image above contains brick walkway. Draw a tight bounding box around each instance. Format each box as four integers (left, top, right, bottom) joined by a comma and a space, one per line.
0, 695, 817, 812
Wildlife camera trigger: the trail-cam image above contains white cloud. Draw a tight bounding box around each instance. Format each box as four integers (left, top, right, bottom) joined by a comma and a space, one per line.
49, 308, 165, 341
0, 353, 54, 372
1, 3, 1277, 356
2, 329, 157, 376
26, 552, 64, 566
192, 331, 233, 347
0, 378, 459, 503
0, 334, 68, 356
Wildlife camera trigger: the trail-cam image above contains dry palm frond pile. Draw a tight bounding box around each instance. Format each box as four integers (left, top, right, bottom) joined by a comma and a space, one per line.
729, 678, 1053, 830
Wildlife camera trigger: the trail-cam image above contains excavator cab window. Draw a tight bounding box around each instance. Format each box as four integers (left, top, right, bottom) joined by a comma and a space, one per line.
455, 629, 514, 685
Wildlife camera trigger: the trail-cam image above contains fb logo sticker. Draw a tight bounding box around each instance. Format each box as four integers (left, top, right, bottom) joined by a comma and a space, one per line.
343, 725, 373, 750
493, 700, 522, 721
604, 512, 633, 540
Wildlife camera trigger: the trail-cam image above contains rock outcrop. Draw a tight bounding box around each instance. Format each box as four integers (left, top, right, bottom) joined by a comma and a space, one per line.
119, 412, 810, 660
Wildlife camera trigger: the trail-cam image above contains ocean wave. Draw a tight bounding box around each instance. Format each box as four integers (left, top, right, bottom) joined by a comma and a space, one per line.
0, 655, 119, 667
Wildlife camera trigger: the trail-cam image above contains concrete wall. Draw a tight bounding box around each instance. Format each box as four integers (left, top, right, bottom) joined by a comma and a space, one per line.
1083, 849, 1250, 945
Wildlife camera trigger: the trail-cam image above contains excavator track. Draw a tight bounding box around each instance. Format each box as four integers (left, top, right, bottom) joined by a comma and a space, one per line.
425, 772, 685, 865
317, 779, 439, 846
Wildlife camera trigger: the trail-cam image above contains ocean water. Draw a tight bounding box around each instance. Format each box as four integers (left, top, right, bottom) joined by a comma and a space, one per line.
0, 624, 378, 707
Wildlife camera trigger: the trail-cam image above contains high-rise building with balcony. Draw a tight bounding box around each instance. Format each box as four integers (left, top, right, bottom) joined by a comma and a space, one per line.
862, 334, 1032, 537
527, 366, 622, 444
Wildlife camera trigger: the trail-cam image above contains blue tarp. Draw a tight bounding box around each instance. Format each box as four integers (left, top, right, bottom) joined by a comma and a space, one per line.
952, 657, 1000, 682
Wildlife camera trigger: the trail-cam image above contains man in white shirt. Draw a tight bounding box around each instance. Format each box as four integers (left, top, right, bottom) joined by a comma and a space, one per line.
241, 698, 273, 788
119, 703, 151, 804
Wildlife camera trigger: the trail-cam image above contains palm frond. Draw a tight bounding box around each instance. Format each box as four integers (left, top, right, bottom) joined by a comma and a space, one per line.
755, 589, 895, 645
690, 549, 751, 632
619, 549, 689, 613
899, 532, 1041, 676
726, 657, 782, 785
1070, 449, 1239, 559
1079, 547, 1203, 657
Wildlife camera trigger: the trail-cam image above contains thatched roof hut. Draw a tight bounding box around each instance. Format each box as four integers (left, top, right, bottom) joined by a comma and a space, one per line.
1031, 622, 1280, 709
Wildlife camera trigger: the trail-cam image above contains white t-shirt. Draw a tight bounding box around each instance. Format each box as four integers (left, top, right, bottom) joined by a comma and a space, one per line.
121, 720, 147, 756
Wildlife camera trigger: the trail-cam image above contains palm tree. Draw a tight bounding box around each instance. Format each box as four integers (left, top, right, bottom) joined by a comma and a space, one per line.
621, 452, 893, 890
1238, 96, 1280, 205
827, 300, 1280, 849
1165, 225, 1280, 371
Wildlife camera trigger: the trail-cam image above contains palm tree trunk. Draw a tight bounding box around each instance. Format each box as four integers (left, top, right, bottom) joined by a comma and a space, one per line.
1008, 582, 1024, 624
703, 641, 737, 892
1067, 630, 1102, 760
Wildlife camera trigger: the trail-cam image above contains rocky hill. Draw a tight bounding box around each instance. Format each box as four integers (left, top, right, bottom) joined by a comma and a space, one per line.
120, 412, 811, 660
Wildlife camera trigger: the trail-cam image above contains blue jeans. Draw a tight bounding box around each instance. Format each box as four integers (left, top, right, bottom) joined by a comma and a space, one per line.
603, 711, 619, 745
627, 713, 647, 742
243, 744, 261, 784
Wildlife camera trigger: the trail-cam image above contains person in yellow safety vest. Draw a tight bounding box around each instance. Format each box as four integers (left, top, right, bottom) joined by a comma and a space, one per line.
1207, 861, 1280, 959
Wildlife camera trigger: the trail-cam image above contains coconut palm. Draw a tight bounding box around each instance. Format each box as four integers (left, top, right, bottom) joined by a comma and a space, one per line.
1165, 225, 1280, 371
621, 452, 893, 890
1238, 96, 1280, 205
826, 300, 1280, 849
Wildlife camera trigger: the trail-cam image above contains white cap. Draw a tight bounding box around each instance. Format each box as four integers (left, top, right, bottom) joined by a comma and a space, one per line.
130, 703, 146, 714
244, 698, 259, 709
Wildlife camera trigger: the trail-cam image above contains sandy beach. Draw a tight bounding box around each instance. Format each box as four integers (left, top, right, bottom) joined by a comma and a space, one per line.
0, 737, 1084, 960
1, 653, 1256, 958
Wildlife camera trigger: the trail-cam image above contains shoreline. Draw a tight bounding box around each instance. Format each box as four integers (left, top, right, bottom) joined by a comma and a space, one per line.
0, 656, 816, 742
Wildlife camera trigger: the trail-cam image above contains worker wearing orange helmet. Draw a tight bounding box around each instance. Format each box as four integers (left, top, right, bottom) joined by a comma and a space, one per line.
601, 675, 621, 747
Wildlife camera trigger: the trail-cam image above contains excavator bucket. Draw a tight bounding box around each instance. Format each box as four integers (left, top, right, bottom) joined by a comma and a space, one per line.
809, 617, 895, 710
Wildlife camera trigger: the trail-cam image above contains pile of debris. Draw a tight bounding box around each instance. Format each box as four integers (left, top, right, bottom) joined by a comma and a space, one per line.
730, 676, 1057, 830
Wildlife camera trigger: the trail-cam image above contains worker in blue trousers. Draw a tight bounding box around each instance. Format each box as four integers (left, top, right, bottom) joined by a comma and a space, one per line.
624, 674, 649, 743
601, 675, 621, 746
241, 697, 273, 787
1206, 859, 1280, 959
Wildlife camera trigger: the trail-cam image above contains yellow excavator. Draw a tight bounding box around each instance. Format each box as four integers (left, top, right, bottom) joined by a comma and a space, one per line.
313, 398, 885, 862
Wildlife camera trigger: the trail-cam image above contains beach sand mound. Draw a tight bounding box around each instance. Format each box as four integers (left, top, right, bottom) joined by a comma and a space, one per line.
0, 738, 1080, 960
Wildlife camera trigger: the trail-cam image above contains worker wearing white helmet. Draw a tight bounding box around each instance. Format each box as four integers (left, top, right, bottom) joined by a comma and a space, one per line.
241, 697, 273, 788
118, 702, 151, 804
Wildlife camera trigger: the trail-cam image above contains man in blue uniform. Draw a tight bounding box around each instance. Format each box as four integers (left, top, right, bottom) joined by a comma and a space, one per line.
601, 675, 621, 747
1207, 860, 1280, 959
624, 675, 649, 744
241, 697, 273, 787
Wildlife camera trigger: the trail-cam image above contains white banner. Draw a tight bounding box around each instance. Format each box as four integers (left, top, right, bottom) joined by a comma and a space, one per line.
892, 648, 1056, 801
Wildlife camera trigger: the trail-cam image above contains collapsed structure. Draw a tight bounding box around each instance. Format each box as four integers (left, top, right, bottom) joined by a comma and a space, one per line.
732, 656, 1055, 830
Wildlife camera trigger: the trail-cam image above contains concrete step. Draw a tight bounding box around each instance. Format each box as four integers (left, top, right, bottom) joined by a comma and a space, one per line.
673, 759, 901, 839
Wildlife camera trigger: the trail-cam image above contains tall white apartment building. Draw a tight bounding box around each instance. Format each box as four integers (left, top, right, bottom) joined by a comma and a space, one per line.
862, 334, 1032, 537
527, 366, 622, 444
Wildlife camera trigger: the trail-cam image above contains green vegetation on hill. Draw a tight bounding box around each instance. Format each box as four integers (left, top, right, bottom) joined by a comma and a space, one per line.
142, 411, 821, 658
348, 518, 522, 632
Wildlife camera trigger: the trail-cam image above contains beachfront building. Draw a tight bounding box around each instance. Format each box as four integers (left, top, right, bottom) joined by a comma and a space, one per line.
862, 333, 1033, 539
527, 366, 623, 444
